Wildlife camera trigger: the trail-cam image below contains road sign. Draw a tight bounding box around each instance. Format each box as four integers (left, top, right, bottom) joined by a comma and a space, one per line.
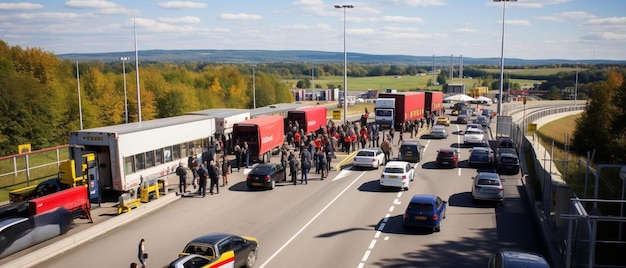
18, 144, 31, 154
333, 110, 341, 120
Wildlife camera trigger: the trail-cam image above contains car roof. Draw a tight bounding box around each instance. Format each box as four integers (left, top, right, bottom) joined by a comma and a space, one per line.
477, 172, 500, 179
500, 250, 550, 267
471, 147, 491, 152
400, 140, 420, 146
438, 148, 456, 153
409, 194, 439, 203
385, 161, 409, 168
499, 153, 519, 158
189, 233, 235, 245
359, 148, 381, 152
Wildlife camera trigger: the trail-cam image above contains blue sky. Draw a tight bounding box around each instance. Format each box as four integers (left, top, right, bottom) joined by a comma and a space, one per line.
0, 0, 624, 60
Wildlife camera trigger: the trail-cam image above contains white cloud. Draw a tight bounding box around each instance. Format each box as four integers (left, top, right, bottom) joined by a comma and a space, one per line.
157, 1, 207, 9
379, 16, 424, 23
0, 2, 44, 10
132, 18, 195, 33
498, 19, 530, 26
488, 0, 570, 8
158, 16, 201, 24
219, 13, 262, 21
537, 11, 596, 22
386, 0, 445, 7
64, 0, 119, 9
584, 17, 626, 26
582, 32, 626, 41
281, 23, 333, 31
454, 28, 477, 33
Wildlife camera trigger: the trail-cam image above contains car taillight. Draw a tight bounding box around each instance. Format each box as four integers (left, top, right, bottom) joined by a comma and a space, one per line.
264, 175, 271, 181
474, 185, 481, 190
246, 175, 251, 180
498, 187, 504, 191
372, 158, 376, 162
432, 213, 439, 220
402, 175, 407, 179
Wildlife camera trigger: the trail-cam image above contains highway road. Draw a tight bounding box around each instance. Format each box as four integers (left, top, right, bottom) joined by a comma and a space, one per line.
32, 120, 544, 268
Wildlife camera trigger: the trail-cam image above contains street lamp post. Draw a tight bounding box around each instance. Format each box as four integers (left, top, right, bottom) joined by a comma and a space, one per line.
335, 4, 353, 124
120, 57, 129, 124
252, 64, 256, 109
494, 0, 516, 117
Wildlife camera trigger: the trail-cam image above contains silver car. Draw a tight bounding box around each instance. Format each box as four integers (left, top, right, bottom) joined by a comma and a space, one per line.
430, 126, 448, 139
353, 148, 386, 169
471, 172, 505, 205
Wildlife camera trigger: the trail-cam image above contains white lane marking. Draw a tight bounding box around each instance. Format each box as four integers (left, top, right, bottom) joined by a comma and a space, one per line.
393, 199, 401, 205
333, 169, 354, 181
361, 250, 372, 262
357, 263, 365, 268
374, 230, 381, 239
259, 171, 367, 268
397, 192, 403, 198
368, 239, 377, 249
384, 236, 389, 241
389, 206, 395, 212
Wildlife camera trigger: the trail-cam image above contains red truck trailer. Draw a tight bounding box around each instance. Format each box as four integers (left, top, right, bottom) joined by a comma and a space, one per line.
233, 115, 285, 163
287, 106, 327, 134
377, 92, 425, 130
425, 91, 444, 114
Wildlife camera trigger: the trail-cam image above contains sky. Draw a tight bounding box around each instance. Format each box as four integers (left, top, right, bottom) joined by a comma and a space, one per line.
0, 0, 625, 60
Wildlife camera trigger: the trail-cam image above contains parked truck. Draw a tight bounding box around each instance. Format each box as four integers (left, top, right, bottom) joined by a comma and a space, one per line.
375, 92, 425, 130
233, 115, 285, 163
287, 106, 327, 134
425, 91, 444, 114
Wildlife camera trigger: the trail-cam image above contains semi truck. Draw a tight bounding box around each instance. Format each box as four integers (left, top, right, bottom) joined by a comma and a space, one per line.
287, 106, 327, 134
375, 92, 425, 130
233, 115, 285, 163
425, 91, 444, 114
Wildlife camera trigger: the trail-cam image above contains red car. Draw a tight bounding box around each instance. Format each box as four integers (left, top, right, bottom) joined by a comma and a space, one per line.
436, 148, 458, 168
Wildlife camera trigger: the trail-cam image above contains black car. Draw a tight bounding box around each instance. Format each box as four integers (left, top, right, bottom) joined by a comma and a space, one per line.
456, 115, 468, 124
246, 163, 286, 190
469, 147, 494, 167
436, 148, 458, 168
179, 233, 259, 268
497, 138, 516, 149
399, 140, 422, 163
496, 153, 520, 175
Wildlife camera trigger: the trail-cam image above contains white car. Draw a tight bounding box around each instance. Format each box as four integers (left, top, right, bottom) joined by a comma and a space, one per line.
464, 128, 486, 146
465, 123, 481, 133
353, 147, 386, 169
380, 161, 414, 191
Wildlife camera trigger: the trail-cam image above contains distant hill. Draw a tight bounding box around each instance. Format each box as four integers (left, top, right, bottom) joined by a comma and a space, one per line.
57, 49, 626, 66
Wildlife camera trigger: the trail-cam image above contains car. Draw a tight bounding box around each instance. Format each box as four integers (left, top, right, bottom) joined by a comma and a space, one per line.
398, 140, 422, 163
471, 172, 505, 205
496, 153, 520, 175
403, 194, 447, 232
475, 115, 490, 128
465, 123, 482, 133
353, 147, 386, 169
380, 161, 414, 191
168, 254, 215, 268
482, 109, 494, 119
488, 250, 550, 268
469, 147, 494, 167
456, 114, 469, 124
497, 137, 517, 149
436, 116, 450, 126
436, 148, 459, 168
246, 163, 286, 190
464, 128, 486, 147
179, 233, 259, 268
430, 125, 448, 139
496, 147, 517, 157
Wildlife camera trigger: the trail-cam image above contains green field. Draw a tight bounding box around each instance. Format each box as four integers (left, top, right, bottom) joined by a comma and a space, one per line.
481, 67, 580, 76
286, 75, 542, 92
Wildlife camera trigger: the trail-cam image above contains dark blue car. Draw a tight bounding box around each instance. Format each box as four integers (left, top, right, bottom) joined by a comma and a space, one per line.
403, 194, 447, 232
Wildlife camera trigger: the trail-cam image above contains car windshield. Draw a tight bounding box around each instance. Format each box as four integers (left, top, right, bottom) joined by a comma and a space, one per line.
501, 156, 518, 163
407, 202, 433, 212
384, 167, 404, 173
251, 165, 271, 174
376, 110, 392, 117
473, 151, 488, 156
467, 129, 482, 135
477, 179, 500, 186
401, 146, 417, 153
357, 151, 375, 157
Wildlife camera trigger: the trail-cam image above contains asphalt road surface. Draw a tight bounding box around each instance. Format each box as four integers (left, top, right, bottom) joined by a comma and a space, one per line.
31, 122, 544, 268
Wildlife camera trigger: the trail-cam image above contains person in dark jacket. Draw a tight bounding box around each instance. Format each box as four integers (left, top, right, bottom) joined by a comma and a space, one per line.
175, 162, 187, 194
234, 144, 242, 171
208, 160, 220, 194
289, 153, 299, 185
196, 164, 208, 197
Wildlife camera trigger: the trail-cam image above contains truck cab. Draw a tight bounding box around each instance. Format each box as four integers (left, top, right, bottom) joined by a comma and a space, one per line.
374, 98, 396, 129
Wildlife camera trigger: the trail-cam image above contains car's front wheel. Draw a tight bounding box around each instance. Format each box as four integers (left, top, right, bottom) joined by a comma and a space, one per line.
246, 250, 257, 268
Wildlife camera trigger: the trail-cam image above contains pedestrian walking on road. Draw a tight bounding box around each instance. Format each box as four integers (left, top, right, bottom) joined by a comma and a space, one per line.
175, 162, 187, 194
221, 155, 230, 186
197, 164, 208, 197
208, 160, 220, 194
289, 153, 299, 185
137, 238, 147, 268
381, 138, 392, 163
234, 144, 242, 171
243, 142, 251, 168
300, 149, 311, 184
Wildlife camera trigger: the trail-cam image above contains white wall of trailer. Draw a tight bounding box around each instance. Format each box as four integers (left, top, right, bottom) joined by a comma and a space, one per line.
69, 115, 215, 192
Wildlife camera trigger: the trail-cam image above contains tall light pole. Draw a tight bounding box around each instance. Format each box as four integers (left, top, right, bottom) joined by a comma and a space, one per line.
134, 18, 142, 122
495, 0, 516, 117
120, 57, 129, 123
252, 64, 256, 109
335, 4, 353, 124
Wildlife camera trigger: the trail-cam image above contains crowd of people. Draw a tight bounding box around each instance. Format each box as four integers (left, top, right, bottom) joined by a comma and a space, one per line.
175, 108, 442, 194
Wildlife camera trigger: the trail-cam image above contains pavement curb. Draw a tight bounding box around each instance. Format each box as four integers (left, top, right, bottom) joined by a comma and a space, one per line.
3, 193, 180, 268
